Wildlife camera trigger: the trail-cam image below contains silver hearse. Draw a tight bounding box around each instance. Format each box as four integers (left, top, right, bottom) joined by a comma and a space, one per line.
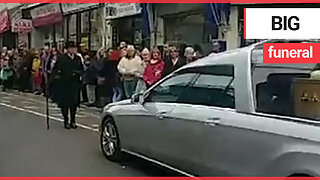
100, 40, 320, 176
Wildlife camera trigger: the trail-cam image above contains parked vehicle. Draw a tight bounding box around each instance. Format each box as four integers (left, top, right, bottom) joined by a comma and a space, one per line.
100, 40, 320, 176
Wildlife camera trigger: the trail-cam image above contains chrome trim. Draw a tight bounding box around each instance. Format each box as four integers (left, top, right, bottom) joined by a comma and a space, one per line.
251, 112, 320, 126
121, 148, 197, 177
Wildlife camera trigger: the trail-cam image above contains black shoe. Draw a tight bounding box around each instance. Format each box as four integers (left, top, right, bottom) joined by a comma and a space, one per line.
70, 123, 77, 129
64, 123, 71, 129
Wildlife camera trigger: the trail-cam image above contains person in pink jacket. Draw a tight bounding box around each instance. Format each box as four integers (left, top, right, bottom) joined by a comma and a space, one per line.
143, 48, 164, 88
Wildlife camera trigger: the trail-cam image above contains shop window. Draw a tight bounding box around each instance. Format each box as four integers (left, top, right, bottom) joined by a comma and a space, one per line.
63, 17, 68, 42
55, 22, 64, 50
81, 11, 90, 34
165, 13, 206, 47
116, 16, 137, 44
43, 26, 54, 47
90, 8, 101, 51
2, 32, 17, 49
68, 14, 77, 43
164, 12, 218, 50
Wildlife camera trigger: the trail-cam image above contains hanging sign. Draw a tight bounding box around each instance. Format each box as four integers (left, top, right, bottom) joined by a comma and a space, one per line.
106, 3, 141, 19
30, 3, 62, 27
12, 19, 33, 33
0, 9, 10, 33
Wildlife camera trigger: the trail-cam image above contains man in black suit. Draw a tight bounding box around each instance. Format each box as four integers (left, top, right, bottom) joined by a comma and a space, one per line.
51, 41, 83, 129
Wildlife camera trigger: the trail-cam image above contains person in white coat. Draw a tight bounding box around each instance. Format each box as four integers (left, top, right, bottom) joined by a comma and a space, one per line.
135, 48, 150, 94
117, 45, 145, 98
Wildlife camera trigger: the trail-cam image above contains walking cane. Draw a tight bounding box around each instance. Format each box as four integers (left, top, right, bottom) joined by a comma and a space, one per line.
46, 77, 50, 130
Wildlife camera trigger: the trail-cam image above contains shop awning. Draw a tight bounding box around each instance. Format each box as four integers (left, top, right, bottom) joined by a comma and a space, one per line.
0, 9, 10, 34
105, 3, 141, 20
30, 3, 63, 27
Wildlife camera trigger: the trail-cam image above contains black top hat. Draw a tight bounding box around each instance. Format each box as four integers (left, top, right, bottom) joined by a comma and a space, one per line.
65, 41, 76, 49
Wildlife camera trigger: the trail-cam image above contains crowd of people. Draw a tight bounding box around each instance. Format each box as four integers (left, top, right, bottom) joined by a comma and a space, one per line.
0, 41, 207, 104
0, 40, 211, 129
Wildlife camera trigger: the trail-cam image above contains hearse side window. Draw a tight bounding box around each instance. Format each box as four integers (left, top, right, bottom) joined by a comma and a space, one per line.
145, 73, 198, 103
146, 65, 235, 109
252, 64, 320, 119
178, 65, 235, 108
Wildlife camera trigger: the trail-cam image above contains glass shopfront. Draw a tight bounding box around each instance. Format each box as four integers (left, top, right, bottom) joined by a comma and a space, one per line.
61, 3, 102, 52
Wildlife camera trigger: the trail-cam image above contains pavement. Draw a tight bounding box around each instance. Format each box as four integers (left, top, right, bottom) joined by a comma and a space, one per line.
0, 90, 181, 176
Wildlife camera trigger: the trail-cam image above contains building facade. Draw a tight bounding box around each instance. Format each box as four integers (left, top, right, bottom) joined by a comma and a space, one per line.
105, 3, 147, 49
0, 3, 252, 54
0, 3, 23, 49
150, 4, 240, 54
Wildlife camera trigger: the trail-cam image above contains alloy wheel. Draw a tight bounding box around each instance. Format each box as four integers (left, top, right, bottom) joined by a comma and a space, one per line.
102, 122, 118, 156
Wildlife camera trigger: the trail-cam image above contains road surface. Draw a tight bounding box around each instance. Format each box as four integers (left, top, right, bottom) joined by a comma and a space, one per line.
0, 91, 181, 176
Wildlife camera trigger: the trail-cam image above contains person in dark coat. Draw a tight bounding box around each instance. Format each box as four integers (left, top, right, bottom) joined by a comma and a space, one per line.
51, 41, 83, 129
95, 48, 112, 107
17, 50, 33, 92
162, 46, 186, 77
99, 48, 123, 103
82, 54, 98, 106
193, 44, 204, 60
47, 47, 60, 101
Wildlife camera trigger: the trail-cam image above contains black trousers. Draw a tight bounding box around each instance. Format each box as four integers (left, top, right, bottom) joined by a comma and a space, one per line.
81, 84, 88, 102
2, 80, 8, 92
61, 106, 77, 124
18, 75, 31, 92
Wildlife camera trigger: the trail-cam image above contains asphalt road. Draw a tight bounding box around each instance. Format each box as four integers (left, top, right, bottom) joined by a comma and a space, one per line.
0, 91, 181, 176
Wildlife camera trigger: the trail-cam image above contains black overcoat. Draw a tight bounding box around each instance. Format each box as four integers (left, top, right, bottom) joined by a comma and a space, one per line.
51, 54, 83, 108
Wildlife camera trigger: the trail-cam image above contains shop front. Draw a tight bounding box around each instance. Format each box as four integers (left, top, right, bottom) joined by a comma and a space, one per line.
61, 3, 102, 52
106, 3, 146, 48
155, 4, 216, 54
0, 9, 10, 46
0, 9, 16, 48
29, 3, 63, 49
154, 3, 234, 54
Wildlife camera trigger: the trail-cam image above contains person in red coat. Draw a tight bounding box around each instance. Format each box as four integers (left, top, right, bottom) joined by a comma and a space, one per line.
143, 48, 164, 88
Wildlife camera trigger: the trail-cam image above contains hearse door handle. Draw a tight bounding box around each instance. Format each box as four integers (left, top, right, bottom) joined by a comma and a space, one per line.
204, 117, 221, 127
156, 111, 168, 120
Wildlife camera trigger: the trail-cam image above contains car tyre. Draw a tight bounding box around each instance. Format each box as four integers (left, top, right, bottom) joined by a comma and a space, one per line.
100, 118, 122, 162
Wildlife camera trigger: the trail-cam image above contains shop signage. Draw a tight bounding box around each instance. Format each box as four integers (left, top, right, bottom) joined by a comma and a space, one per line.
12, 19, 33, 34
0, 9, 10, 34
30, 3, 62, 27
61, 3, 99, 15
106, 3, 141, 19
